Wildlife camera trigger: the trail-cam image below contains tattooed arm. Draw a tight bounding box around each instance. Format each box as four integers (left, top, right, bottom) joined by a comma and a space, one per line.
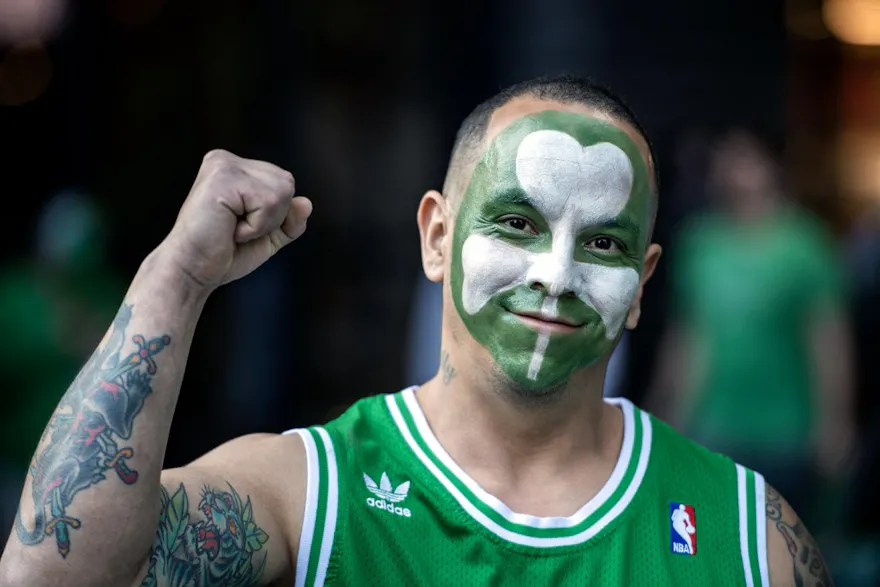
0, 259, 304, 587
134, 433, 306, 587
0, 254, 213, 586
0, 150, 312, 587
766, 483, 836, 587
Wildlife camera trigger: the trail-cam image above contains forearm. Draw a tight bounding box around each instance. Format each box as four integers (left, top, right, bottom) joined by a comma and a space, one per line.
812, 317, 855, 436
1, 246, 210, 587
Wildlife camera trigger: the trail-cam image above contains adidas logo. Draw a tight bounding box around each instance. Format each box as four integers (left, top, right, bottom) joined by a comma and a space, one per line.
364, 472, 412, 518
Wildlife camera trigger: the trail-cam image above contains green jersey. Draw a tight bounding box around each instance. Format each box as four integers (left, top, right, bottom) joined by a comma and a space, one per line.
670, 209, 845, 455
285, 388, 769, 586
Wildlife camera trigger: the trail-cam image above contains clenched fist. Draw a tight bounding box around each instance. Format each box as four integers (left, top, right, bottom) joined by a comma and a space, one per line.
161, 149, 312, 290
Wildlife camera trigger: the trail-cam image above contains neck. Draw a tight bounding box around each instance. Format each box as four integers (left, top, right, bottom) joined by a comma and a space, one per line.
417, 342, 619, 483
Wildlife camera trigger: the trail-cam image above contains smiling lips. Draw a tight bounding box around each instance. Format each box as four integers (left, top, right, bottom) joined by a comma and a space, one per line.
509, 310, 582, 333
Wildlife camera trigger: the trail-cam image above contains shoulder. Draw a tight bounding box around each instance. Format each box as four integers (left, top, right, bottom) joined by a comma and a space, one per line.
189, 432, 306, 472
765, 484, 836, 587
318, 392, 406, 445
778, 208, 838, 255
186, 432, 308, 525
644, 411, 736, 478
645, 414, 837, 586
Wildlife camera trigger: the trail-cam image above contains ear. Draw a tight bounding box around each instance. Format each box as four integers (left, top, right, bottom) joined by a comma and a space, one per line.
417, 190, 450, 283
625, 243, 662, 330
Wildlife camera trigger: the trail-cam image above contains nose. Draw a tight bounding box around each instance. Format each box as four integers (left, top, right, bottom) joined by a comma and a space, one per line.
526, 252, 577, 298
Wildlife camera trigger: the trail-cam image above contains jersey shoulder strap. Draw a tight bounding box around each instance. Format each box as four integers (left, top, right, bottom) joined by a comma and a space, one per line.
648, 414, 770, 587
282, 393, 394, 587
282, 425, 338, 587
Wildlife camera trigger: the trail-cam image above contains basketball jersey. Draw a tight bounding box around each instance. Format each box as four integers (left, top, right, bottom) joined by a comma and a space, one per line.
284, 387, 769, 586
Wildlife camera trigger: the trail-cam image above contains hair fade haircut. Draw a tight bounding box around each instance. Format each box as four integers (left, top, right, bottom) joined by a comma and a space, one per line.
442, 75, 660, 221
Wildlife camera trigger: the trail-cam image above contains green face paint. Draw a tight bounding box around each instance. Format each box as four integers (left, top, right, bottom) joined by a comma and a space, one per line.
450, 111, 653, 390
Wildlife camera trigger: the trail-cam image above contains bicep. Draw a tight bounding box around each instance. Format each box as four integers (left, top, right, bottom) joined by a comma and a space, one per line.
131, 433, 306, 587
765, 483, 836, 587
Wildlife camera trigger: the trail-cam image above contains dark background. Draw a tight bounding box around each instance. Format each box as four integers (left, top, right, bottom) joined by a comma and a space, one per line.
3, 0, 880, 582
0, 0, 790, 459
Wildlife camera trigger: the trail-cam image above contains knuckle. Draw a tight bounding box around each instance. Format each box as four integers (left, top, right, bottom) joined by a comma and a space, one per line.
270, 171, 294, 199
203, 149, 230, 164
202, 150, 244, 183
265, 166, 292, 189
273, 172, 295, 200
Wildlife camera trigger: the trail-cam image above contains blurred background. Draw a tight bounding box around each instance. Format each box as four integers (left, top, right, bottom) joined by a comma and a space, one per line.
2, 0, 880, 583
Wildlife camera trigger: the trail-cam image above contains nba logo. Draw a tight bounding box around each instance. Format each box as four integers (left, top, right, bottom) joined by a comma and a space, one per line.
669, 502, 697, 556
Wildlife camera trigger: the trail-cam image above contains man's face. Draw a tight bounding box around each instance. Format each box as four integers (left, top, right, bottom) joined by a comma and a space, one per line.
449, 110, 654, 390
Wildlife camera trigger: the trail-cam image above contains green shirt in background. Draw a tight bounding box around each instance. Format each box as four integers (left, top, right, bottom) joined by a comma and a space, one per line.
0, 264, 123, 472
671, 207, 845, 456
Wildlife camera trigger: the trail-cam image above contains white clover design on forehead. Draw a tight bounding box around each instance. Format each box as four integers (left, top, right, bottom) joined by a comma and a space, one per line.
461, 130, 640, 341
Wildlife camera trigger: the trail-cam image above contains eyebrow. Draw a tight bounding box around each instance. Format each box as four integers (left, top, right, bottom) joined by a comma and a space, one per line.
595, 213, 640, 235
492, 188, 641, 233
491, 188, 535, 208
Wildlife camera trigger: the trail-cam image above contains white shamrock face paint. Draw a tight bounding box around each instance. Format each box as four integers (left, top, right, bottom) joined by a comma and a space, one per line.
451, 112, 653, 389
461, 130, 641, 342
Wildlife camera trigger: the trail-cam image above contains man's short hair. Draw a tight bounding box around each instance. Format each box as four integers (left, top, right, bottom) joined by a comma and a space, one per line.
443, 75, 660, 217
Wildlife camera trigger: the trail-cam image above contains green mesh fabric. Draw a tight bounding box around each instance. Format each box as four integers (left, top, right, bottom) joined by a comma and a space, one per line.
289, 389, 767, 586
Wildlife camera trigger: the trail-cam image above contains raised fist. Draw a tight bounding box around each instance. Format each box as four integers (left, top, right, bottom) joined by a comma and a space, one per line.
161, 149, 312, 290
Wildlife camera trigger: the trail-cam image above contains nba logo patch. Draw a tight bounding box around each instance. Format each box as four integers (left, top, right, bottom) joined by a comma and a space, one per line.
669, 502, 697, 556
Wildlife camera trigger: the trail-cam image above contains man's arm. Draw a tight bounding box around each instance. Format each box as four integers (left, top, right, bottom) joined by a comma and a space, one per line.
809, 310, 856, 478
0, 258, 212, 587
0, 150, 312, 587
766, 483, 835, 587
133, 433, 306, 587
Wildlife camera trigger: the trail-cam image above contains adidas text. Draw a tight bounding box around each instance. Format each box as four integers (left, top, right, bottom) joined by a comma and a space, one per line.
366, 497, 412, 517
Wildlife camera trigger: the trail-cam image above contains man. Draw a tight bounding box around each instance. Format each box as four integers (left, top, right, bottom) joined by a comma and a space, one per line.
1, 76, 833, 586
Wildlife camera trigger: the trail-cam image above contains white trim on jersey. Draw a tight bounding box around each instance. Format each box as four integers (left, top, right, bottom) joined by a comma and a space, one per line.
755, 472, 770, 587
736, 465, 755, 587
314, 427, 339, 587
282, 427, 339, 587
401, 387, 640, 529
289, 428, 320, 587
736, 464, 770, 587
387, 391, 653, 548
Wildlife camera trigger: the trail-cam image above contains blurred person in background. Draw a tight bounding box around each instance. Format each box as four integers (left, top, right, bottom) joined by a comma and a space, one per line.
0, 190, 122, 544
650, 129, 856, 521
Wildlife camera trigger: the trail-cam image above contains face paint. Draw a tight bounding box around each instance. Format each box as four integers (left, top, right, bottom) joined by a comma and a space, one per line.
450, 111, 653, 390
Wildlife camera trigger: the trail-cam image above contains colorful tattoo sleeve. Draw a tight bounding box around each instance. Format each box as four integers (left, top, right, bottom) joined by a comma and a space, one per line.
15, 304, 170, 558
141, 482, 269, 587
765, 485, 835, 587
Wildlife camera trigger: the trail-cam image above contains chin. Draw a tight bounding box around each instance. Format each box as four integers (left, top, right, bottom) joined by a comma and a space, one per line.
491, 362, 571, 406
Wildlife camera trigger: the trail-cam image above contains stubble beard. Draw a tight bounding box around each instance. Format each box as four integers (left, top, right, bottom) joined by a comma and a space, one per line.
489, 361, 569, 408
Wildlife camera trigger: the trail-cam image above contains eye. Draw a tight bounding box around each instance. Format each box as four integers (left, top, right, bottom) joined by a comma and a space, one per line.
500, 216, 537, 234
586, 236, 622, 253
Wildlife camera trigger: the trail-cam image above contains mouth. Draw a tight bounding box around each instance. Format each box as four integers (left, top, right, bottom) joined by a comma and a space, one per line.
508, 310, 582, 333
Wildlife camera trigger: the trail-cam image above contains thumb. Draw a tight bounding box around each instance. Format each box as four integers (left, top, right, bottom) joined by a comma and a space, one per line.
239, 196, 312, 257
280, 196, 313, 242
221, 196, 313, 285
234, 202, 283, 244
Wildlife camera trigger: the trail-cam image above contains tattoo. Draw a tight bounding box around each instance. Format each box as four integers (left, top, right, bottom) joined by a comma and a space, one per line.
766, 485, 835, 587
15, 304, 170, 558
141, 482, 269, 587
440, 349, 456, 385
